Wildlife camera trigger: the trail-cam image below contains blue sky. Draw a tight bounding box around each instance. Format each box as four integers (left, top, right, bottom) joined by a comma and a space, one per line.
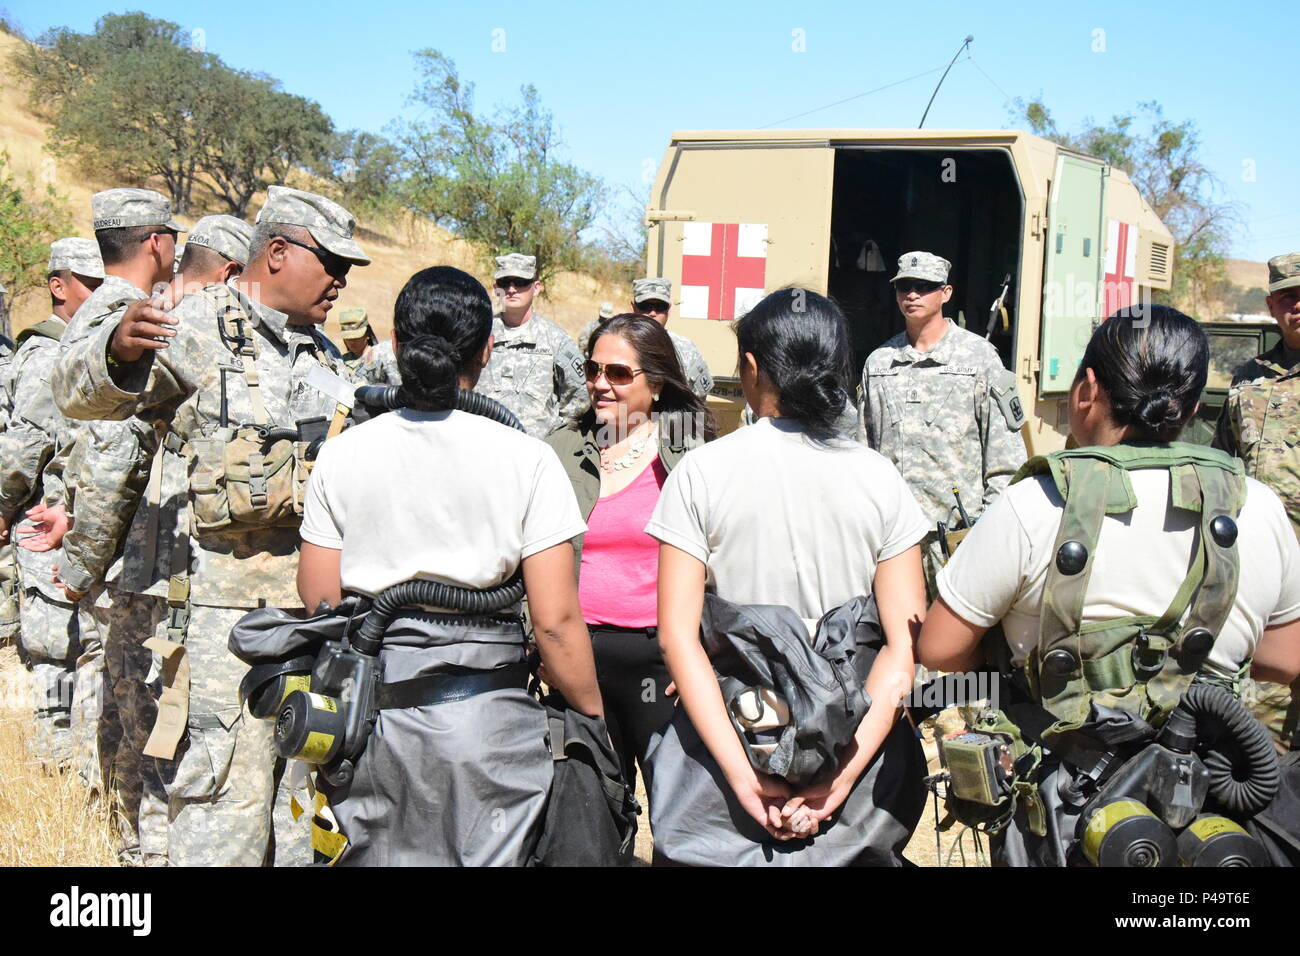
7, 0, 1294, 267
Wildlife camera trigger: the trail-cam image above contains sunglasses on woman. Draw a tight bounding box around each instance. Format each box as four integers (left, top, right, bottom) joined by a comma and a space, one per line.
584, 360, 645, 386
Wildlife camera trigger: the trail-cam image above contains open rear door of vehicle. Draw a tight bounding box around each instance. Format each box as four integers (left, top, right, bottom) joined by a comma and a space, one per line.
1038, 152, 1107, 395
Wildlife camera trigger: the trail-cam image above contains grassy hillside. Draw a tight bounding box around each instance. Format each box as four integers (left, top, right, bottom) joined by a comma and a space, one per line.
0, 30, 623, 342
1226, 258, 1268, 291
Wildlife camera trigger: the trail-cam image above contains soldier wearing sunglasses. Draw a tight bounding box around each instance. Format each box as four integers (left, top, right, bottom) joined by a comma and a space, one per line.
857, 251, 1026, 594
473, 253, 587, 439
53, 185, 370, 866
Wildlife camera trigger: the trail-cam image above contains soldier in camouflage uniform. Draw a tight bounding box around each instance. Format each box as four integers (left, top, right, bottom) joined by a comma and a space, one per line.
173, 215, 250, 296
0, 238, 103, 767
578, 278, 714, 400
55, 185, 366, 866
337, 306, 400, 386
474, 253, 587, 437
857, 252, 1027, 592
52, 204, 259, 858
1213, 252, 1300, 753
33, 190, 186, 859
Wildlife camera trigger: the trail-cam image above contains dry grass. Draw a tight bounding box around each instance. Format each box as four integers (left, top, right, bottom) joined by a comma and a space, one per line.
1226, 258, 1269, 292
0, 645, 118, 866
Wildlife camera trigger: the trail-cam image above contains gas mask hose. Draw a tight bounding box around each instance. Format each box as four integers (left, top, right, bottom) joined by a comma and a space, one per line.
1163, 682, 1280, 817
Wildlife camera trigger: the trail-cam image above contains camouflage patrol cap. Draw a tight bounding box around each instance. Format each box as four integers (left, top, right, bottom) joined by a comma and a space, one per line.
493, 253, 537, 281
47, 237, 105, 279
186, 215, 253, 266
257, 185, 370, 265
337, 306, 370, 337
91, 188, 184, 232
1268, 253, 1300, 294
632, 277, 672, 305
892, 251, 952, 285
598, 302, 615, 320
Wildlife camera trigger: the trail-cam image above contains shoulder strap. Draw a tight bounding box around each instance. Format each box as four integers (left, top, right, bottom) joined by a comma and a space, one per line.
15, 319, 65, 345
1033, 455, 1116, 724
198, 284, 268, 426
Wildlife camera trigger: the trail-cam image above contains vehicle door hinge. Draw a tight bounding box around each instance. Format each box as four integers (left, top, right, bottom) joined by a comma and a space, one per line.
644, 208, 695, 224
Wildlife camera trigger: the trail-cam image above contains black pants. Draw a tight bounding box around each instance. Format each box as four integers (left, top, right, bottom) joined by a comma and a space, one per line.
589, 626, 676, 797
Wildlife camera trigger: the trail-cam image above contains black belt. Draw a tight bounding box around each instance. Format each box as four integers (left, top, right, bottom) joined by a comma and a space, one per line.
376, 661, 531, 710
589, 624, 658, 636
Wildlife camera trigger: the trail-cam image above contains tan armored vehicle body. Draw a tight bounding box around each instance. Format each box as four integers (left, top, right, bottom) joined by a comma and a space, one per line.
645, 128, 1174, 452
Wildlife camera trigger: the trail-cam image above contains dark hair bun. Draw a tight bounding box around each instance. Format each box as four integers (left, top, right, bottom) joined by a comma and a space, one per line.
1078, 304, 1207, 443
1134, 388, 1181, 436
391, 266, 494, 411
734, 288, 853, 443
779, 369, 847, 430
396, 334, 459, 411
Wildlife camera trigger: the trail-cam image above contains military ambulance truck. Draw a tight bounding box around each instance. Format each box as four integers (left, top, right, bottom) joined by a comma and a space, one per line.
644, 128, 1174, 453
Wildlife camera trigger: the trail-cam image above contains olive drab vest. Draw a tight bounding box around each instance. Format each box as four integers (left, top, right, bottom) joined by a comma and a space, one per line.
1012, 443, 1245, 750
15, 318, 65, 346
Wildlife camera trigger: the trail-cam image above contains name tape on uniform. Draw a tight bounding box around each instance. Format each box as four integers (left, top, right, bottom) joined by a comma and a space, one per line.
305, 364, 357, 409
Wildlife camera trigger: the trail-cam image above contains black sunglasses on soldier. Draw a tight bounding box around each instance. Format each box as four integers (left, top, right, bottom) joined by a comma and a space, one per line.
894, 279, 944, 295
281, 236, 351, 280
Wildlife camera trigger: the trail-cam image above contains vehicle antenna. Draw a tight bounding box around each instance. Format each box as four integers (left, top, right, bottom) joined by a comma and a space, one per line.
918, 35, 974, 129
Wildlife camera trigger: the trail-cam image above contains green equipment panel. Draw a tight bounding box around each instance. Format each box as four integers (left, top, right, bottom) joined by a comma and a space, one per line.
1039, 153, 1107, 394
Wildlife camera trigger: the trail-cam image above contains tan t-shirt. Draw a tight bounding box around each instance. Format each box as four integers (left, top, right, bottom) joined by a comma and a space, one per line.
647, 417, 930, 620
301, 408, 585, 596
937, 468, 1300, 676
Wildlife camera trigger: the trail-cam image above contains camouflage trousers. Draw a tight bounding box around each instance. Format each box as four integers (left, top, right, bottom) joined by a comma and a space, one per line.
69, 600, 114, 793
1242, 677, 1298, 755
0, 543, 18, 644
140, 603, 312, 867
89, 588, 168, 865
15, 586, 80, 768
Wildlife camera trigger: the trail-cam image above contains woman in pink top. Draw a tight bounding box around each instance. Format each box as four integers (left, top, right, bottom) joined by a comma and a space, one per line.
546, 314, 714, 809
